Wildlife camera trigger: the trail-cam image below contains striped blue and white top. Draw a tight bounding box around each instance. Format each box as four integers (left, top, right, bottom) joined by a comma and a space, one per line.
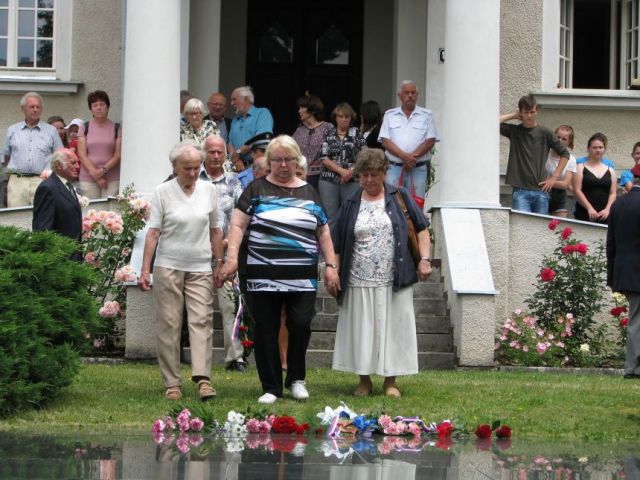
236, 177, 327, 292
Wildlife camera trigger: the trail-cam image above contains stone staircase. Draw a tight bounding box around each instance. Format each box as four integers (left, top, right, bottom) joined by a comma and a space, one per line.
211, 262, 456, 370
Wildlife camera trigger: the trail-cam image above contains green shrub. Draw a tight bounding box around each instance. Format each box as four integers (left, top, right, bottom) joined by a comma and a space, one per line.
0, 226, 100, 415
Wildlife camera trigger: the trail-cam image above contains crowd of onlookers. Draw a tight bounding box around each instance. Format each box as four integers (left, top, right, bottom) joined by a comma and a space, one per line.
9, 84, 640, 402
500, 94, 640, 224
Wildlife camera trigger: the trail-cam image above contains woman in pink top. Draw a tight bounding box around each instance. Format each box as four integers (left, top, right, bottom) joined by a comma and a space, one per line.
77, 90, 122, 199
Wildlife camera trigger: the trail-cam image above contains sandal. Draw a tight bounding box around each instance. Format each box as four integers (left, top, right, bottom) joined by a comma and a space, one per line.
165, 386, 182, 401
384, 386, 401, 398
197, 380, 216, 401
353, 382, 373, 397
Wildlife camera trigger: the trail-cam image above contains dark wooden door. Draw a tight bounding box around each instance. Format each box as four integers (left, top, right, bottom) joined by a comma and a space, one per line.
246, 0, 363, 135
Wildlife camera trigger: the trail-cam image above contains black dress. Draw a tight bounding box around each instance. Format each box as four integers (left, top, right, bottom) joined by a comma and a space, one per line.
574, 166, 611, 224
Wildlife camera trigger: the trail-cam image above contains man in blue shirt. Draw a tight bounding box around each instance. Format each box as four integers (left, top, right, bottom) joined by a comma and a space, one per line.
228, 86, 274, 169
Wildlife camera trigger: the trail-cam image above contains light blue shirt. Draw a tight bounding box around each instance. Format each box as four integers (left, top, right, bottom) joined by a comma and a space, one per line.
4, 120, 63, 174
229, 105, 274, 163
576, 156, 615, 168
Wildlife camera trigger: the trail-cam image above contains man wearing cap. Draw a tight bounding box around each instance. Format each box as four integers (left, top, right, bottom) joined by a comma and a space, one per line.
237, 132, 272, 189
607, 163, 640, 380
378, 80, 439, 201
228, 86, 274, 168
3, 92, 63, 208
204, 92, 232, 143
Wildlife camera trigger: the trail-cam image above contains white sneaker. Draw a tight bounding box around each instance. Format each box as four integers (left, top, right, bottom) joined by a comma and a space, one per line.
290, 380, 309, 400
258, 392, 278, 404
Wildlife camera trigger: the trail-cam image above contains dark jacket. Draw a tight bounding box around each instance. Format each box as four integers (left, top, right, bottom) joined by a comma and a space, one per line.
332, 182, 429, 304
607, 186, 640, 293
32, 173, 83, 261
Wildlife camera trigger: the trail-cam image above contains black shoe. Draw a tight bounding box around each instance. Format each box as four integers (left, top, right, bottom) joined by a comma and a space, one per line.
226, 360, 248, 372
624, 373, 640, 379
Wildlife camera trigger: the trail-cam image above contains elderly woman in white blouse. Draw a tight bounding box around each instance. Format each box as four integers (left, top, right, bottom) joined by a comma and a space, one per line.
139, 141, 224, 402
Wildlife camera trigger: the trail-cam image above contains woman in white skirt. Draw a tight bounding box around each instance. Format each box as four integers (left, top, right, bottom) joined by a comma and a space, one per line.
330, 149, 432, 397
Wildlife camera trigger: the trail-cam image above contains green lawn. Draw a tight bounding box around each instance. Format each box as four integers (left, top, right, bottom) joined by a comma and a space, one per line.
1, 363, 639, 442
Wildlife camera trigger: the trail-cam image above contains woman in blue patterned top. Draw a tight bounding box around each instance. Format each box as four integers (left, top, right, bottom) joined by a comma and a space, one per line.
318, 102, 366, 232
219, 135, 340, 405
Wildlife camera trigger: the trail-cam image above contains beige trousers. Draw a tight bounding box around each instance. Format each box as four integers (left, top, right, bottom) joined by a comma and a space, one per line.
7, 175, 42, 207
154, 266, 214, 388
79, 180, 119, 199
217, 280, 244, 364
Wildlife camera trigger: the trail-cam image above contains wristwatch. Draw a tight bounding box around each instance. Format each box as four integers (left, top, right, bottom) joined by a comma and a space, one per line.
326, 263, 338, 269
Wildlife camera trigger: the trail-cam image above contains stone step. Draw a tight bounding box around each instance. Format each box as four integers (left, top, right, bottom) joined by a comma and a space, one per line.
212, 330, 453, 352
300, 349, 457, 370
203, 348, 456, 370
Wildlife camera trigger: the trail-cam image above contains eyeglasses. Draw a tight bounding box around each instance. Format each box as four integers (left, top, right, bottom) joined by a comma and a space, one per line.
272, 156, 296, 164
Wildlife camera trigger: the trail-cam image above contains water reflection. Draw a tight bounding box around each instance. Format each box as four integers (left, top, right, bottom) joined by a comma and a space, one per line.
0, 431, 638, 479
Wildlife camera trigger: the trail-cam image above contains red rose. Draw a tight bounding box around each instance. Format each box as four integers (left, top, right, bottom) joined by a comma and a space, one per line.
436, 421, 454, 437
560, 227, 573, 240
611, 306, 628, 317
548, 219, 560, 231
474, 424, 492, 438
495, 425, 512, 438
239, 325, 248, 331
540, 267, 555, 282
241, 340, 255, 348
314, 427, 325, 435
620, 317, 629, 327
575, 243, 588, 255
272, 416, 297, 434
561, 245, 575, 255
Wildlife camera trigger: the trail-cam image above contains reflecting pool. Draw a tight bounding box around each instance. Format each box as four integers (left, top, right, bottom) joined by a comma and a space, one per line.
0, 431, 638, 479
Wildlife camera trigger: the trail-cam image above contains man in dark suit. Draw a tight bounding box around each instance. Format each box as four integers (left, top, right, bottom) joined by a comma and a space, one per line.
32, 148, 83, 261
607, 163, 640, 379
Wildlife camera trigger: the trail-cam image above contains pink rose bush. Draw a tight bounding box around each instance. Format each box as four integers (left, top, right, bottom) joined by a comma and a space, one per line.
495, 309, 574, 367
523, 220, 608, 364
82, 185, 150, 352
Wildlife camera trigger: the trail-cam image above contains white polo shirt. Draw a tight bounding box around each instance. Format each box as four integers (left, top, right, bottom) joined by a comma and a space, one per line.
378, 106, 440, 166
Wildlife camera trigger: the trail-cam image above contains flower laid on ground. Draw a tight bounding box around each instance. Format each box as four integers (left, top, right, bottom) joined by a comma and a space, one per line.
495, 309, 573, 367
223, 410, 248, 437
495, 425, 512, 438
152, 408, 206, 454
316, 403, 473, 442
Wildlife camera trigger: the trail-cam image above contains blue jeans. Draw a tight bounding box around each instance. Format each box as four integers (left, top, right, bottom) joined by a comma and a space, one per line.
512, 187, 550, 214
386, 163, 428, 198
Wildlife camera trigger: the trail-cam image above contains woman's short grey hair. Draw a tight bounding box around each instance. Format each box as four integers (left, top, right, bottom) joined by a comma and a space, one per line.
20, 91, 42, 108
183, 98, 206, 115
233, 86, 254, 104
353, 148, 389, 176
265, 135, 302, 166
169, 140, 204, 167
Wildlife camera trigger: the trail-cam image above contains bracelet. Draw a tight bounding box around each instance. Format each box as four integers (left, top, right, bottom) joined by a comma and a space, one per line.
420, 257, 431, 262
215, 258, 225, 263
325, 263, 338, 269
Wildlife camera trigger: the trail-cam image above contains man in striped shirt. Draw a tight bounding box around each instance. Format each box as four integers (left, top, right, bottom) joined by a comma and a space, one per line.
3, 92, 63, 207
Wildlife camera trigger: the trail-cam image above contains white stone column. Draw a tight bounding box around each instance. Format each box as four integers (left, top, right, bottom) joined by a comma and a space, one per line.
189, 0, 222, 100
438, 0, 501, 207
391, 0, 427, 107
120, 0, 182, 197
